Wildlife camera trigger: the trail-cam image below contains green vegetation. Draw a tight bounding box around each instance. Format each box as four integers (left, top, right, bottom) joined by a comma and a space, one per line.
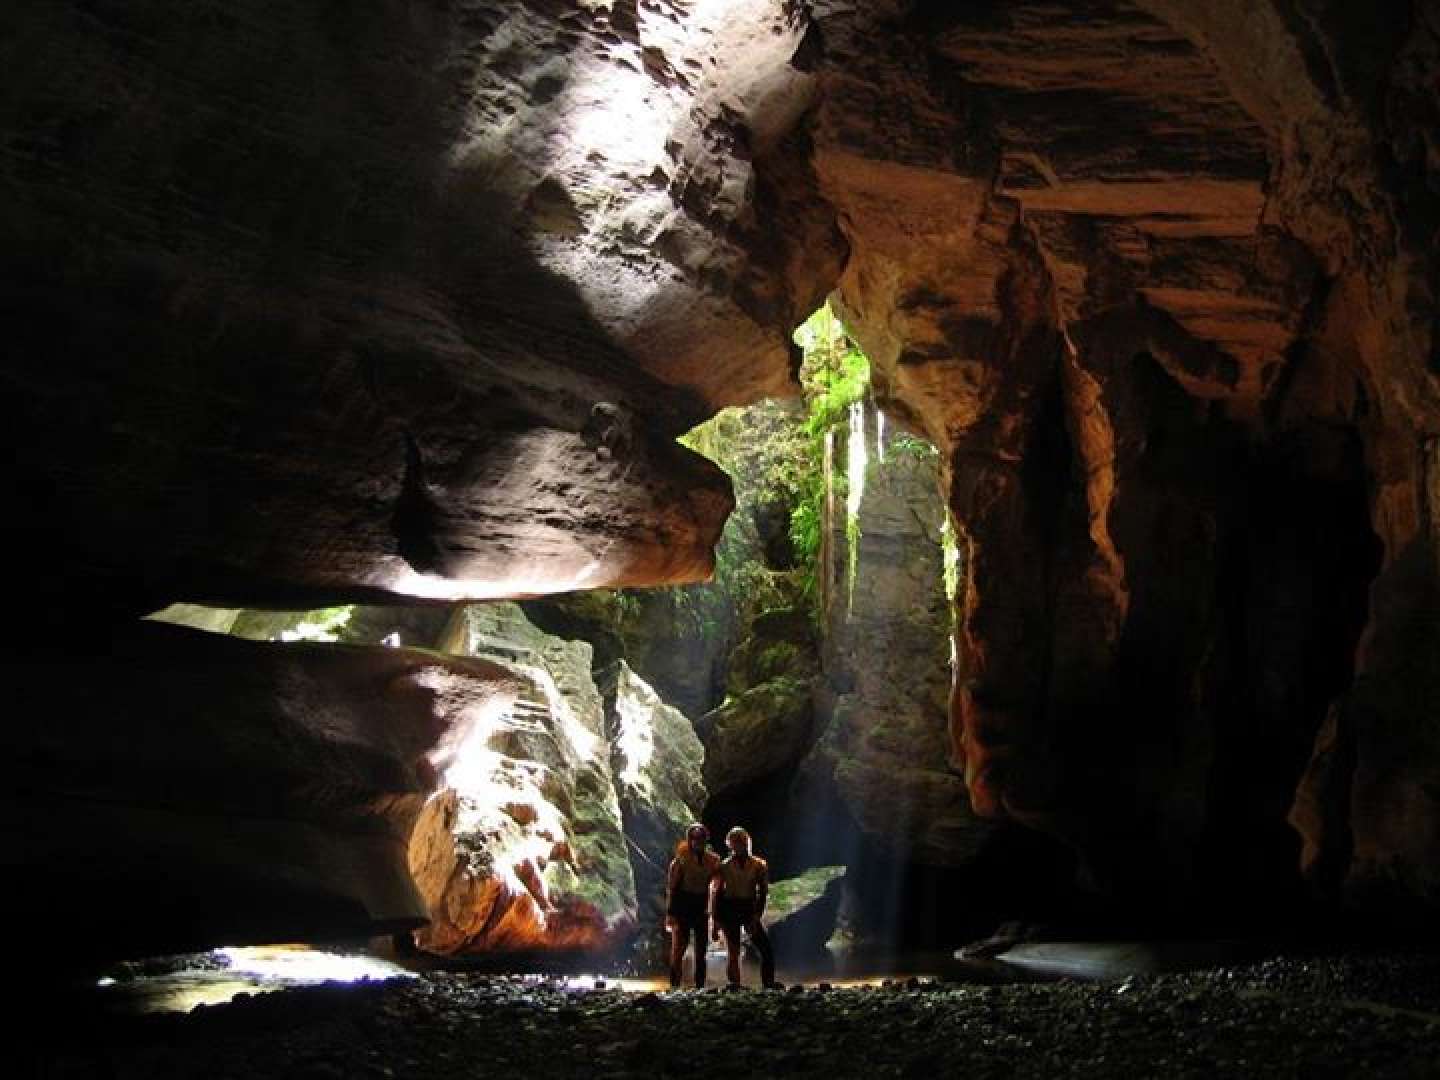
274, 605, 354, 643
572, 303, 874, 688
891, 432, 939, 459
790, 303, 871, 609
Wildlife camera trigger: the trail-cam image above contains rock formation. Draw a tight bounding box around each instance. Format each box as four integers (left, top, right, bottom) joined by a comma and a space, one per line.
766, 865, 847, 959
406, 603, 638, 953
0, 621, 521, 962
796, 1, 1436, 922
799, 402, 990, 867
148, 599, 709, 955
601, 661, 709, 927
3, 0, 1438, 954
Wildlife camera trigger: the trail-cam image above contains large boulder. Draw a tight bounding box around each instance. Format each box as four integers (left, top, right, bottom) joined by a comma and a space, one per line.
601, 662, 708, 926
407, 603, 636, 954
0, 621, 519, 965
766, 865, 846, 960
3, 0, 852, 620
698, 676, 816, 801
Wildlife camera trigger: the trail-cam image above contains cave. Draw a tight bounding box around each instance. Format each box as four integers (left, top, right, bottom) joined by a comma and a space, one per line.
7, 0, 1440, 1074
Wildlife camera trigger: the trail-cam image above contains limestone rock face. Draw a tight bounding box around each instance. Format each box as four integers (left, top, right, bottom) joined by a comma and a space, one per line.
698, 676, 815, 803
5, 0, 1440, 931
408, 603, 636, 954
800, 409, 991, 868
0, 622, 520, 963
793, 0, 1437, 919
766, 865, 846, 960
3, 0, 854, 616
601, 661, 708, 926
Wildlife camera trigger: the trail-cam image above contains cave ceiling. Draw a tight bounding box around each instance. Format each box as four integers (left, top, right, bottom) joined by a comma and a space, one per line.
3, 0, 1439, 925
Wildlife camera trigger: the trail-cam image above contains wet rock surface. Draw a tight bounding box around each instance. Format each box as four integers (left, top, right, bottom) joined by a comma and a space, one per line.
34, 953, 1440, 1079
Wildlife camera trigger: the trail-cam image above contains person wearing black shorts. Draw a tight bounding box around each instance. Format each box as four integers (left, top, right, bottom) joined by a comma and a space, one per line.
665, 823, 720, 989
710, 826, 776, 989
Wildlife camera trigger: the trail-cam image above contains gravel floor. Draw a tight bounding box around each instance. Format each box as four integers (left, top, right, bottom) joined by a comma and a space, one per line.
24, 953, 1440, 1079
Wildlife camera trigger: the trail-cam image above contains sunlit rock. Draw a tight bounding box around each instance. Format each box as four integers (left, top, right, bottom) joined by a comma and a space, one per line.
600, 661, 708, 927
0, 622, 519, 963
408, 604, 635, 954
6, 0, 841, 616
794, 404, 991, 867
766, 865, 846, 960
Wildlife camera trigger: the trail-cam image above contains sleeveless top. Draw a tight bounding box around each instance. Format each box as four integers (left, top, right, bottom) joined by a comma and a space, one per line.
671, 847, 721, 894
718, 854, 768, 901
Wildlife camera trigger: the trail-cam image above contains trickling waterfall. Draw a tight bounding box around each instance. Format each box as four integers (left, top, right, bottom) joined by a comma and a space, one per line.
941, 517, 961, 676
821, 427, 836, 622
845, 400, 868, 609
846, 400, 868, 522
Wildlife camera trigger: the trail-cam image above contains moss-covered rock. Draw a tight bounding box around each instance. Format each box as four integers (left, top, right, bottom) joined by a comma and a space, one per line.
726, 606, 819, 694
798, 405, 993, 869
699, 676, 815, 800
767, 864, 846, 960
408, 603, 637, 954
601, 661, 708, 927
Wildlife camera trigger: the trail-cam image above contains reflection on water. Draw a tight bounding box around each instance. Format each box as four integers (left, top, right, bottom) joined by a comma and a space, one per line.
96, 942, 1044, 1014
609, 944, 1031, 993
98, 945, 415, 1015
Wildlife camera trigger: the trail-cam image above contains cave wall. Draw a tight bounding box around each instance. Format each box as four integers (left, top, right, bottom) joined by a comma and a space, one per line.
796, 0, 1439, 923
1, 621, 522, 964
3, 0, 1439, 951
3, 0, 852, 619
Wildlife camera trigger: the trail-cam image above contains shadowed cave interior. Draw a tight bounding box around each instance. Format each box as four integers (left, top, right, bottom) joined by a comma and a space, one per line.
6, 0, 1440, 1074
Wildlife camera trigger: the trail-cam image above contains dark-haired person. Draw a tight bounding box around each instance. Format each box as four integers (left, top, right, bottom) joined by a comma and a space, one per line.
665, 822, 721, 989
709, 826, 776, 989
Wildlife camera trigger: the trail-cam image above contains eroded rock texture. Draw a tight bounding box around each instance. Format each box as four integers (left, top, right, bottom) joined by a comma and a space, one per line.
3, 0, 860, 614
5, 0, 1439, 942
799, 404, 986, 868
601, 660, 708, 927
0, 622, 519, 962
796, 0, 1437, 923
408, 603, 637, 954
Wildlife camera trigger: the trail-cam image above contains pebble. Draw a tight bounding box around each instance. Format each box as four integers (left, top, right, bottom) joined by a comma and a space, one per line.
27, 952, 1440, 1079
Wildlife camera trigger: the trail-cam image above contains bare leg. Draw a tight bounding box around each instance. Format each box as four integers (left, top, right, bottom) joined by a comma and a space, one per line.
668, 922, 686, 988
691, 922, 707, 987
720, 921, 743, 986
747, 918, 776, 987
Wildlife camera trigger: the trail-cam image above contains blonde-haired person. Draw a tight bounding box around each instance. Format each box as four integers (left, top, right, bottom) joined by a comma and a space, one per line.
708, 826, 777, 988
665, 823, 721, 989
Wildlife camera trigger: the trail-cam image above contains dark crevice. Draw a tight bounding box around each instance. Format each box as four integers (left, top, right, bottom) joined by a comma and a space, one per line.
391, 431, 446, 576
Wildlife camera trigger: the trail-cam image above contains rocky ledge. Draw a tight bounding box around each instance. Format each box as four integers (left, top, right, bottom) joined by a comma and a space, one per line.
32, 953, 1440, 1079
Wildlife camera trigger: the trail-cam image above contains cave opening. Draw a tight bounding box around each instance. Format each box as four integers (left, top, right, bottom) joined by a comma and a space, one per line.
131, 301, 1008, 994
10, 0, 1440, 1070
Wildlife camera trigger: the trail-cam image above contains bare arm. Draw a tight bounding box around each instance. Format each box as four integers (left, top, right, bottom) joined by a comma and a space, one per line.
665, 859, 680, 911
756, 860, 769, 918
708, 871, 722, 939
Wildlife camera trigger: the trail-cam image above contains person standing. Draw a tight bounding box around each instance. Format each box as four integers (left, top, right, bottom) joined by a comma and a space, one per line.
710, 826, 776, 989
665, 823, 720, 989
